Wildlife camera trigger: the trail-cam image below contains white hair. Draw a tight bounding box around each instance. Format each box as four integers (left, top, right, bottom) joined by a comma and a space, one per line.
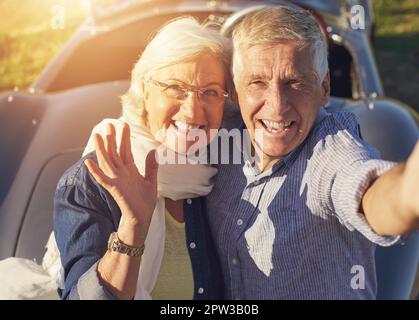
231, 6, 328, 83
121, 17, 232, 126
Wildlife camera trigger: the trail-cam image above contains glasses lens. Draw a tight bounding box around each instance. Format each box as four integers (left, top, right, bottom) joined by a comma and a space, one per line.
151, 79, 227, 104
199, 87, 227, 104
162, 83, 188, 99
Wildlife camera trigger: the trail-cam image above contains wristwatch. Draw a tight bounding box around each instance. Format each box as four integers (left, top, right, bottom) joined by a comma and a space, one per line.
107, 232, 145, 257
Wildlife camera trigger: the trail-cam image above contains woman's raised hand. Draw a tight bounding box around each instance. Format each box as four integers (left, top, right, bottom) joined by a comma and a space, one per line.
84, 123, 158, 236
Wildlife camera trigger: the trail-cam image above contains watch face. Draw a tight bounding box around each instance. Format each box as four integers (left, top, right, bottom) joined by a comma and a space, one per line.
108, 232, 118, 249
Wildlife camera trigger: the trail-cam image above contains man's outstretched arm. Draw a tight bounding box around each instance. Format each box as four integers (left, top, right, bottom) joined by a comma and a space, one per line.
362, 141, 419, 236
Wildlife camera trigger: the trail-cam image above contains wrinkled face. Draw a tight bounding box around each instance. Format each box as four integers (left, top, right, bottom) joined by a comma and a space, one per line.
144, 53, 226, 154
233, 41, 329, 170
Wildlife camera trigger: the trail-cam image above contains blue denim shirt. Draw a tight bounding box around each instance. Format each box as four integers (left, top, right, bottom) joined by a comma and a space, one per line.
53, 151, 223, 300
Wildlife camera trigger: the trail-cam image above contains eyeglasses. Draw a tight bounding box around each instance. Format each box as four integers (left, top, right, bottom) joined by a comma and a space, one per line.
147, 78, 229, 104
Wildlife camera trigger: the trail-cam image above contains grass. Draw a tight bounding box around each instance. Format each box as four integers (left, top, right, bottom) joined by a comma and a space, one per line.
372, 0, 419, 119
0, 0, 85, 92
0, 28, 78, 91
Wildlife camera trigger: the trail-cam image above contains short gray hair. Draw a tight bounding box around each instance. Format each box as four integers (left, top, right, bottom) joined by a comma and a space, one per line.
231, 6, 328, 83
121, 17, 232, 126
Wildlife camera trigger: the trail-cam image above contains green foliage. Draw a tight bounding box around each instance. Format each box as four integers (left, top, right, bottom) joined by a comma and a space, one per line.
0, 0, 85, 91
372, 0, 419, 118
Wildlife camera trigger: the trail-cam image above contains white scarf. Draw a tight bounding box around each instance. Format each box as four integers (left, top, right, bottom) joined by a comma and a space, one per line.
82, 116, 217, 299
0, 116, 217, 300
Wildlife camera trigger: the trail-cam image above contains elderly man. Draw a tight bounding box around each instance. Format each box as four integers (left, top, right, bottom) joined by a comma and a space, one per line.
206, 6, 419, 299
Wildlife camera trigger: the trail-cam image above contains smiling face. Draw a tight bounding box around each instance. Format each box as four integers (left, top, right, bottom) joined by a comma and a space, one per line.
143, 53, 226, 154
233, 41, 329, 171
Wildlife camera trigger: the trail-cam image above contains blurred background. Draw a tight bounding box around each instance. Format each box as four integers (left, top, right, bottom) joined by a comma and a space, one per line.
0, 0, 88, 93
0, 0, 418, 299
0, 0, 418, 119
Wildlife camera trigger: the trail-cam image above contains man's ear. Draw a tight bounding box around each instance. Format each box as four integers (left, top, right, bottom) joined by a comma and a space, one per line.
320, 70, 330, 106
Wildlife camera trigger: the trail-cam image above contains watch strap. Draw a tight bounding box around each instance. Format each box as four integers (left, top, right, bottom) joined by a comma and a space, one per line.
108, 232, 145, 257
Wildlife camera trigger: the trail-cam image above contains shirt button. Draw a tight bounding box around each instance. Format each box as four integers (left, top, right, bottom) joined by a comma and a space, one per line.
237, 219, 243, 226
198, 287, 204, 294
186, 199, 192, 205
232, 258, 238, 265
189, 242, 196, 249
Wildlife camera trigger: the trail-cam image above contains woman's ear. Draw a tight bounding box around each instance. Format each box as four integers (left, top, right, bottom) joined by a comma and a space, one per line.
142, 81, 148, 96
141, 80, 150, 109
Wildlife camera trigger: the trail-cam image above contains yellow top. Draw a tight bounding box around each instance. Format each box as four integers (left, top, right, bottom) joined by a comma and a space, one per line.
151, 210, 194, 300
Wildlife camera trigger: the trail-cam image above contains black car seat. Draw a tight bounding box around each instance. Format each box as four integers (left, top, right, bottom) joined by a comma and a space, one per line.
0, 81, 128, 263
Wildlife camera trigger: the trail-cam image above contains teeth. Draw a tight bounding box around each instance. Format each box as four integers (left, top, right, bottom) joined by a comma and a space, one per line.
174, 121, 201, 131
261, 119, 292, 130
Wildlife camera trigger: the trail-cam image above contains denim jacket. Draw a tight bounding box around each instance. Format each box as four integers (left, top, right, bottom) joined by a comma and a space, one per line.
53, 152, 223, 300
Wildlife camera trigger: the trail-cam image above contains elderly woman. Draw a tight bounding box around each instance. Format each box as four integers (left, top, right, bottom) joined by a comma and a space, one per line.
53, 17, 231, 300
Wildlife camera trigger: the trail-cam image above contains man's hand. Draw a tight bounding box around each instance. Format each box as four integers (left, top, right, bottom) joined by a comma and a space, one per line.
363, 140, 419, 236
398, 141, 419, 226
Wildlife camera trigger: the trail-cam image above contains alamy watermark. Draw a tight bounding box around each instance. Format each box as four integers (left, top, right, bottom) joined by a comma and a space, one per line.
50, 1, 101, 32
153, 128, 265, 167
350, 265, 366, 290
51, 3, 368, 31
50, 5, 65, 30
350, 5, 366, 30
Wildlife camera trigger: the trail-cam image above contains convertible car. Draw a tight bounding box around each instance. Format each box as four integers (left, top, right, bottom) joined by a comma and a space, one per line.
0, 0, 418, 299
